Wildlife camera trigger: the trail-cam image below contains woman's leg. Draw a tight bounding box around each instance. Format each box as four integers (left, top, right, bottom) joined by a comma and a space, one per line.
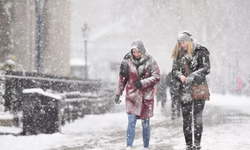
181, 100, 193, 146
193, 100, 206, 147
161, 93, 167, 109
171, 95, 179, 118
176, 95, 181, 117
171, 88, 181, 118
170, 90, 176, 117
127, 114, 137, 147
141, 118, 150, 148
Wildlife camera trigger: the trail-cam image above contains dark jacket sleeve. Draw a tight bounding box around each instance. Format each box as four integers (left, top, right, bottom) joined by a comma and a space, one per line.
192, 47, 210, 83
172, 59, 183, 81
115, 55, 129, 95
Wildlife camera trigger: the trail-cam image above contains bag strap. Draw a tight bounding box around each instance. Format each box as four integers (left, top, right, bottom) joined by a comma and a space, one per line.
183, 59, 190, 76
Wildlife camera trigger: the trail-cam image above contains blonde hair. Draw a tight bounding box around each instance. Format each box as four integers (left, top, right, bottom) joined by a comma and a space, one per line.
171, 42, 194, 60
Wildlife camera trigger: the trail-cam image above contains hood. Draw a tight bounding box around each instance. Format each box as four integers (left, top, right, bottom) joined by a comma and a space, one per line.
192, 38, 197, 50
192, 38, 210, 55
131, 39, 147, 54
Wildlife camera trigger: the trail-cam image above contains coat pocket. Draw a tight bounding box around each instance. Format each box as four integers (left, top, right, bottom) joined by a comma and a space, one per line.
126, 88, 142, 101
143, 87, 154, 100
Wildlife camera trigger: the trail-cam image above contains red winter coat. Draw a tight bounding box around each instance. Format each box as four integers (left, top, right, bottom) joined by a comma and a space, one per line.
115, 40, 160, 119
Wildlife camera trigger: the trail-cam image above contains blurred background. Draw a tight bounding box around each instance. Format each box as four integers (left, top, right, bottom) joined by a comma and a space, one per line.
0, 0, 249, 96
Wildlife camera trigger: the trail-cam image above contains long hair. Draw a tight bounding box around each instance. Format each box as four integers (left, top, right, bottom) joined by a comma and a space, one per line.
171, 42, 194, 60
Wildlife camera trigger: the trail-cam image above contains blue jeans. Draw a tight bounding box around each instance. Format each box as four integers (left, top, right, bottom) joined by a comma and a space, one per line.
127, 114, 150, 148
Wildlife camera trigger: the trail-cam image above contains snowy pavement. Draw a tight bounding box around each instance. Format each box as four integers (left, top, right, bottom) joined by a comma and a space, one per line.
0, 93, 250, 150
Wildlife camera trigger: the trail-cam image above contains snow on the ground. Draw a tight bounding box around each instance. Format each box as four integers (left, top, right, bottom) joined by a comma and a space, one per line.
209, 93, 250, 113
0, 93, 249, 150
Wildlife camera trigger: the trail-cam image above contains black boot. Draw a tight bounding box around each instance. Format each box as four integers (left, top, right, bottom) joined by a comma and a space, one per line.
193, 145, 201, 150
185, 145, 193, 150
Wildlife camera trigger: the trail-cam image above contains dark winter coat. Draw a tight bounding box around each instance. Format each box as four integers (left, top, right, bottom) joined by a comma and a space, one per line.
172, 40, 210, 102
115, 40, 160, 119
166, 72, 180, 89
156, 75, 167, 100
166, 72, 180, 96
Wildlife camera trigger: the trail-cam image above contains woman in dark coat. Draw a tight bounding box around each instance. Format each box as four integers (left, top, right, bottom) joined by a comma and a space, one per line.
115, 39, 160, 150
166, 71, 181, 119
156, 73, 168, 109
171, 30, 210, 150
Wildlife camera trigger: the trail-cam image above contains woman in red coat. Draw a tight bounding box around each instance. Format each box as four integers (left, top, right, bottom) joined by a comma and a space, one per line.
115, 40, 160, 150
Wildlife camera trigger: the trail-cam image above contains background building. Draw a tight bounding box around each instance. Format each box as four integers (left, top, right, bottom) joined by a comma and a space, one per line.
0, 0, 71, 76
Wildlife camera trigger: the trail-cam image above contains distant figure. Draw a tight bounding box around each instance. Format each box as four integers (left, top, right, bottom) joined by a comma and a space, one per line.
114, 39, 160, 150
166, 72, 181, 119
237, 76, 243, 95
156, 74, 168, 109
171, 30, 210, 150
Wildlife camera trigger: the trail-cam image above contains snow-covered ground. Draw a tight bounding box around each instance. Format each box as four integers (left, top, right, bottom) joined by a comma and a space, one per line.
0, 93, 250, 150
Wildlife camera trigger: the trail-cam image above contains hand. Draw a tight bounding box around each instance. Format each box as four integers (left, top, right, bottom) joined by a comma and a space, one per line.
180, 75, 186, 83
115, 95, 121, 104
133, 80, 142, 89
185, 75, 194, 85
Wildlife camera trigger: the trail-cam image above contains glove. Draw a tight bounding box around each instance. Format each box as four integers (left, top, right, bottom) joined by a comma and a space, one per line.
114, 95, 121, 104
185, 75, 194, 85
133, 80, 142, 89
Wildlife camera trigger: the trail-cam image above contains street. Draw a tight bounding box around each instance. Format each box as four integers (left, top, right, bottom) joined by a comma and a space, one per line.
48, 94, 250, 150
1, 93, 249, 150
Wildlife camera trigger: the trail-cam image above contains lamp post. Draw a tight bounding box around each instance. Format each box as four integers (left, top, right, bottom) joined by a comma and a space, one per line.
35, 0, 45, 74
82, 23, 89, 80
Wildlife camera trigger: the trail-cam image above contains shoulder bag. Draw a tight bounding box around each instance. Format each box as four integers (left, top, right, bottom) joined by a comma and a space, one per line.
184, 59, 210, 100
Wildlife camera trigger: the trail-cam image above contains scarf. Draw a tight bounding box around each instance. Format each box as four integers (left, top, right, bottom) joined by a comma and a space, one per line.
131, 52, 149, 79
